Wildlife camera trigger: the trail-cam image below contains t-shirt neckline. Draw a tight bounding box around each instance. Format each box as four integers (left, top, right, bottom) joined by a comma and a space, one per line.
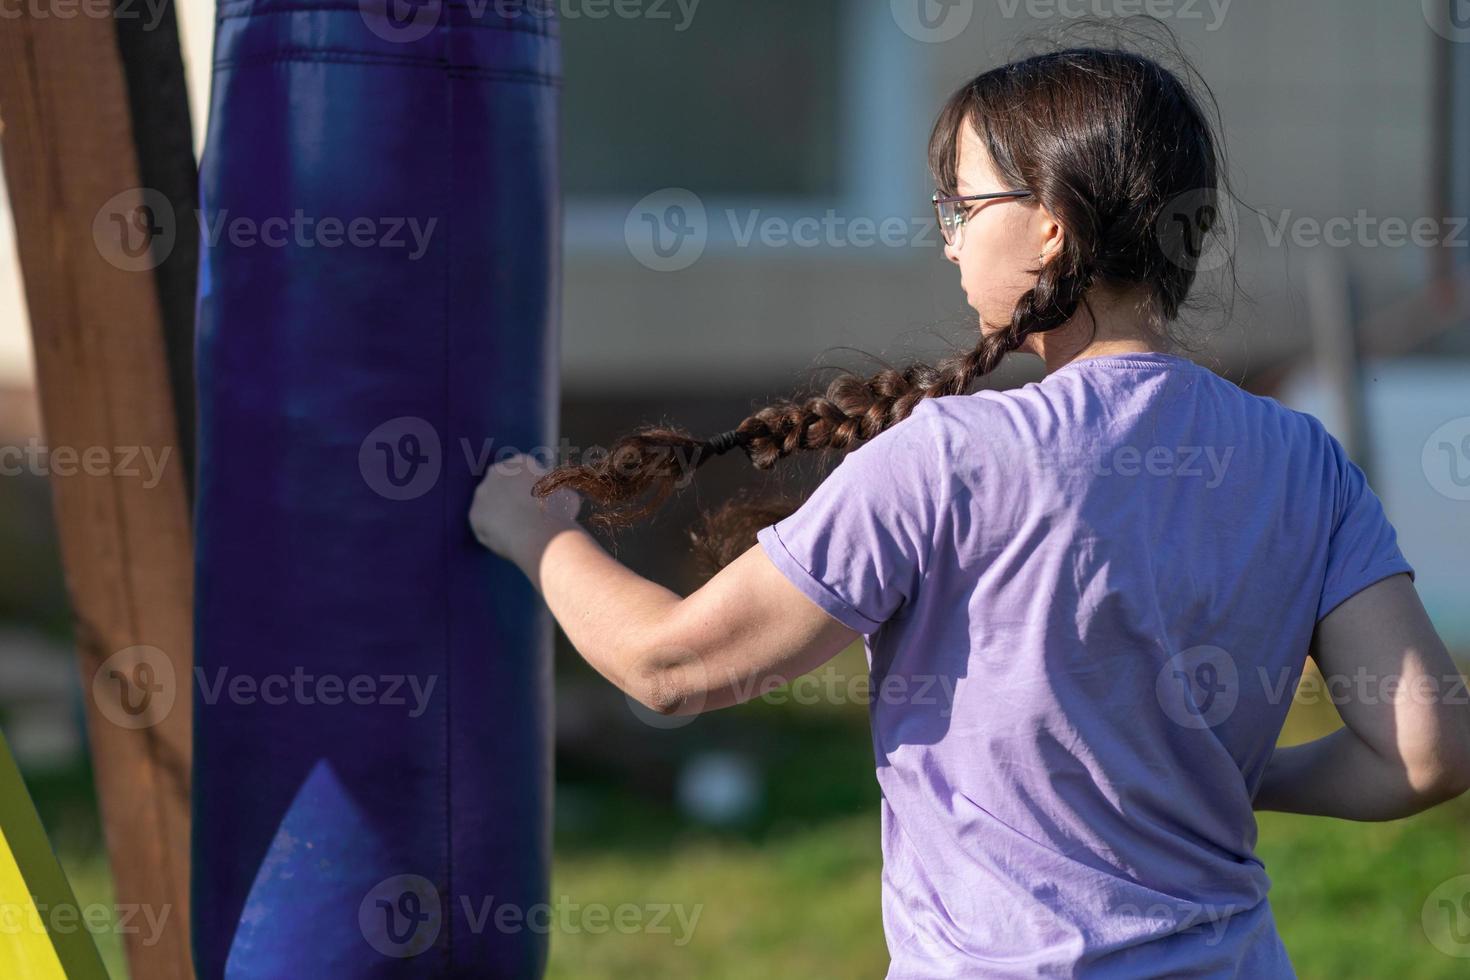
1041, 351, 1200, 381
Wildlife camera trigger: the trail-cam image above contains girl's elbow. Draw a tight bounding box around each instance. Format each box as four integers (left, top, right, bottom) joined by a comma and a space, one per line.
1429, 709, 1470, 801
1406, 745, 1470, 810
1424, 757, 1470, 805
628, 661, 693, 717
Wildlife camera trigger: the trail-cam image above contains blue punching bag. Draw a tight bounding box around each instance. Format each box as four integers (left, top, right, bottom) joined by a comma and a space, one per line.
192, 1, 560, 975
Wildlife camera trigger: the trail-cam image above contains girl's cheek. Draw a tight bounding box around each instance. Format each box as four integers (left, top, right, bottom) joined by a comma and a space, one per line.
974, 264, 1034, 331
966, 252, 1001, 307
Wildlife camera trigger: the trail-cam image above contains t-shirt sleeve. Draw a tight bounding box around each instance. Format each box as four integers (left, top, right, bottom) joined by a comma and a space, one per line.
755, 399, 949, 635
1316, 431, 1415, 622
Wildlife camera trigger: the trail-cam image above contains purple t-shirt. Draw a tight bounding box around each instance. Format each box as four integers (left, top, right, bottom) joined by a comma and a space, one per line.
756, 352, 1413, 978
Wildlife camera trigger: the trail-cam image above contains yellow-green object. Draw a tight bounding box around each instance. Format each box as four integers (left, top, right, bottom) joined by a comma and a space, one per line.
0, 733, 109, 979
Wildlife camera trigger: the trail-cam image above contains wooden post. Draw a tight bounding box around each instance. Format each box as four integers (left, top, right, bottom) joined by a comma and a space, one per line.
1303, 247, 1373, 482
0, 4, 196, 978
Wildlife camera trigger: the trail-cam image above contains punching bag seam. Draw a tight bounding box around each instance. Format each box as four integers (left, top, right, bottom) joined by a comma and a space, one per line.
217, 0, 560, 39
441, 6, 455, 967
212, 51, 560, 88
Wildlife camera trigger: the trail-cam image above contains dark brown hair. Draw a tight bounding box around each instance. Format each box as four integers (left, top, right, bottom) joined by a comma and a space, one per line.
532, 20, 1236, 574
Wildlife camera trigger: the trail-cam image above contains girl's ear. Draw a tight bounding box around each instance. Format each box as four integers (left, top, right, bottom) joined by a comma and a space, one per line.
1036, 207, 1066, 266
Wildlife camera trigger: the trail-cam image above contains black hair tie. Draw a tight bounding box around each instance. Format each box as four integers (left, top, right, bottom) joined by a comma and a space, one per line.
704, 428, 745, 457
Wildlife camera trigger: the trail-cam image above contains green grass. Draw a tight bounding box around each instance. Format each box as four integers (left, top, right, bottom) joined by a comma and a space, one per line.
37, 648, 1470, 979
540, 807, 1470, 980
50, 795, 1470, 980
52, 845, 128, 979
1256, 800, 1470, 979
545, 814, 887, 979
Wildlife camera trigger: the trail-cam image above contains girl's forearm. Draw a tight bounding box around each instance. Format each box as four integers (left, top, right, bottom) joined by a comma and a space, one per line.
1253, 727, 1462, 821
515, 523, 682, 703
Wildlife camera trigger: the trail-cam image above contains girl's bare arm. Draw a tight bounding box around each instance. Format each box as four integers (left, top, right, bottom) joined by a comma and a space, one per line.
521, 524, 861, 716
1254, 574, 1470, 820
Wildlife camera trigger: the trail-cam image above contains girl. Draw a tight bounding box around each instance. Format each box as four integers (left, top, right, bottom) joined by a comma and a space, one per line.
468, 38, 1470, 979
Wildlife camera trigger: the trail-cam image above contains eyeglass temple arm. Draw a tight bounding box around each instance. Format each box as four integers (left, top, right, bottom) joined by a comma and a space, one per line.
933, 189, 1033, 204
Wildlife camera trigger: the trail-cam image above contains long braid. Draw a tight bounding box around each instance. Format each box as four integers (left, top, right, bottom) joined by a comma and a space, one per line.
533, 250, 1098, 566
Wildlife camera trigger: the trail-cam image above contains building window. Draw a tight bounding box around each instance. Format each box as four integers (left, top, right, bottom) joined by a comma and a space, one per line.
560, 1, 930, 253
561, 0, 845, 199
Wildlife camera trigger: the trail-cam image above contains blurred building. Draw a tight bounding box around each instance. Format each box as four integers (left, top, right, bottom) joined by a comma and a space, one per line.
554, 2, 1464, 394
1, 1, 1467, 635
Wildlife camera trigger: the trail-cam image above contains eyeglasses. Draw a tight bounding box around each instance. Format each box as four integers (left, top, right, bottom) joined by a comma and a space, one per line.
932, 189, 1034, 247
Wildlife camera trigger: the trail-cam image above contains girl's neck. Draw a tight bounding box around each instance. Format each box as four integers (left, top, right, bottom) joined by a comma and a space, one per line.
1026, 287, 1167, 374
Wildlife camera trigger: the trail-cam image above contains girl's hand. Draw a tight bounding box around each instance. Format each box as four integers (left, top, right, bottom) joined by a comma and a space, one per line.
469, 453, 583, 569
